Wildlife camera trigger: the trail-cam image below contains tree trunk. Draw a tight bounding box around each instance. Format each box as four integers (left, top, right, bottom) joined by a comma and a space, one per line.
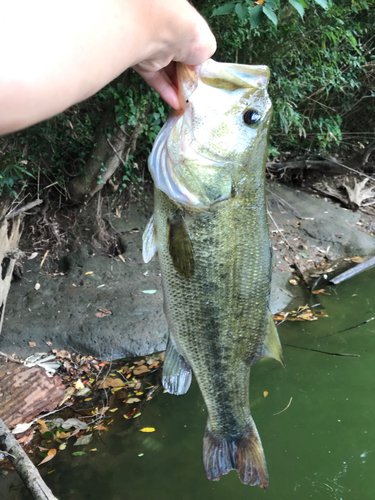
0, 417, 59, 500
68, 71, 145, 204
0, 200, 24, 336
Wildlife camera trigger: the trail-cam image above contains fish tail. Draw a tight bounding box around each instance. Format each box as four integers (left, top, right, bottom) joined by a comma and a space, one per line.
202, 420, 268, 488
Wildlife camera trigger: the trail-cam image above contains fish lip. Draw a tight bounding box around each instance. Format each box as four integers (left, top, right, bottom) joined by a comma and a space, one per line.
176, 63, 231, 165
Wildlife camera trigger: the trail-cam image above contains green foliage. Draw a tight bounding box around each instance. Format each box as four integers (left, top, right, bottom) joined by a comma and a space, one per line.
205, 0, 375, 151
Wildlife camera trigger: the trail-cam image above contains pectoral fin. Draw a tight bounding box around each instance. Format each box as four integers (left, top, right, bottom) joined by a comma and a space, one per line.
167, 214, 194, 279
259, 312, 285, 368
162, 334, 192, 395
142, 215, 157, 263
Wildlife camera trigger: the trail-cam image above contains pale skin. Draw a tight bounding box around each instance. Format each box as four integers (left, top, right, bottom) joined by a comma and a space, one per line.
0, 0, 216, 135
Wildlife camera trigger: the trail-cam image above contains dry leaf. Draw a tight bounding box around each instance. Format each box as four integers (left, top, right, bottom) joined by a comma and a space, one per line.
37, 419, 49, 435
119, 255, 126, 263
75, 380, 85, 390
351, 256, 367, 263
90, 448, 98, 452
263, 391, 268, 398
126, 397, 141, 404
16, 432, 34, 444
289, 279, 298, 286
28, 252, 38, 260
85, 271, 94, 275
38, 449, 56, 466
56, 431, 71, 439
133, 365, 150, 376
140, 427, 155, 433
133, 413, 141, 418
100, 377, 125, 389
34, 283, 41, 290
95, 312, 107, 318
29, 341, 36, 348
99, 308, 112, 315
46, 341, 53, 347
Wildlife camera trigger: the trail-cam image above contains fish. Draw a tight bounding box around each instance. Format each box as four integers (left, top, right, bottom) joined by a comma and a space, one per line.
142, 59, 284, 488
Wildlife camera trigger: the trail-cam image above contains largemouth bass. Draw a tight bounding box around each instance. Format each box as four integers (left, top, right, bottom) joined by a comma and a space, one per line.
142, 59, 284, 488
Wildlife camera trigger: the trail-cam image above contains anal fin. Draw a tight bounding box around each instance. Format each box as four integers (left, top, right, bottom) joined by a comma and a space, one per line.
162, 334, 192, 395
259, 312, 285, 368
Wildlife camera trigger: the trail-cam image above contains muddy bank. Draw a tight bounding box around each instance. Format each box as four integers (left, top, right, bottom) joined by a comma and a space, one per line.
1, 182, 375, 360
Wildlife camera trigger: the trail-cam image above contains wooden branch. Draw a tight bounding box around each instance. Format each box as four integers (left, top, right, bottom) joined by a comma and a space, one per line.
0, 199, 43, 223
0, 417, 59, 500
330, 256, 375, 285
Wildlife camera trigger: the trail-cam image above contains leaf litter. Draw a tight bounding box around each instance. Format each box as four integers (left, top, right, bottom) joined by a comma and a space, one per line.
0, 349, 164, 472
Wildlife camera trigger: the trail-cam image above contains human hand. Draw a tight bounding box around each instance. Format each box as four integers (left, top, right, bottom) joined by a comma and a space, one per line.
132, 2, 216, 109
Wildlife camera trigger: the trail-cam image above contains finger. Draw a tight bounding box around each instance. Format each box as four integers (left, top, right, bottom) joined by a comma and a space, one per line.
135, 68, 180, 110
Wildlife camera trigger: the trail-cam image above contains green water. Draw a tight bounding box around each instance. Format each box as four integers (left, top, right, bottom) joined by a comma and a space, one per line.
5, 268, 375, 500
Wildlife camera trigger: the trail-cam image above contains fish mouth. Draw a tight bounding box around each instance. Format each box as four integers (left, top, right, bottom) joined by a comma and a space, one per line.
175, 63, 230, 165
176, 63, 199, 110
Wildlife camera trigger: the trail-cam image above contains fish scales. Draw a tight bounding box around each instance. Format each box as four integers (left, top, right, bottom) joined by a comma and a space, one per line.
143, 59, 284, 488
155, 186, 270, 431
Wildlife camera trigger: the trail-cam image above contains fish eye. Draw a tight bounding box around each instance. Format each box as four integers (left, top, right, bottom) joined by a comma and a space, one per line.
243, 109, 261, 125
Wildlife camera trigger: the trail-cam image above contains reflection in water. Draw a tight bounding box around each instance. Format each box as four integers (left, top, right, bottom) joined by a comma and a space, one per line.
4, 268, 375, 500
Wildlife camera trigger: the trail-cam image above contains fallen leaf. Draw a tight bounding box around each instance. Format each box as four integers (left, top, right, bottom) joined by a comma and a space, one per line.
90, 448, 98, 452
28, 252, 38, 260
38, 449, 56, 466
56, 350, 70, 359
263, 391, 268, 398
126, 397, 141, 404
124, 408, 138, 419
133, 365, 150, 376
95, 312, 107, 318
140, 427, 155, 433
85, 271, 94, 275
109, 408, 118, 413
46, 341, 53, 347
59, 386, 75, 406
75, 380, 85, 390
100, 377, 125, 389
29, 341, 36, 348
16, 431, 34, 444
12, 423, 33, 435
133, 413, 142, 418
56, 431, 71, 439
351, 256, 367, 263
37, 419, 49, 435
136, 391, 144, 396
99, 308, 112, 315
119, 254, 126, 263
59, 443, 67, 451
74, 434, 93, 446
142, 290, 157, 294
72, 451, 85, 456
289, 279, 298, 286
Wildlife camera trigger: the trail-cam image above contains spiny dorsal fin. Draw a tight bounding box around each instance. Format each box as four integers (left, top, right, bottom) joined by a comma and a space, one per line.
167, 213, 194, 279
142, 215, 157, 263
261, 312, 285, 368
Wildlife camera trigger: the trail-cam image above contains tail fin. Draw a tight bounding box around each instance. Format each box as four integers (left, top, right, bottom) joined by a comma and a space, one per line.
202, 421, 268, 488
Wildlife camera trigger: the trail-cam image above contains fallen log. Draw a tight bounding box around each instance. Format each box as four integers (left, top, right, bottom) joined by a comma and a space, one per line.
0, 417, 59, 500
330, 256, 375, 284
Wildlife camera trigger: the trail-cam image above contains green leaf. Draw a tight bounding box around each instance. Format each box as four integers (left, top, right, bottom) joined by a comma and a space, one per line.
235, 3, 248, 21
297, 0, 308, 6
212, 3, 235, 16
72, 451, 86, 456
263, 5, 278, 25
314, 0, 328, 8
249, 5, 263, 29
289, 0, 304, 17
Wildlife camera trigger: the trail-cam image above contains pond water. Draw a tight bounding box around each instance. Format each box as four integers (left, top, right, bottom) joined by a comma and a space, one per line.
5, 267, 375, 500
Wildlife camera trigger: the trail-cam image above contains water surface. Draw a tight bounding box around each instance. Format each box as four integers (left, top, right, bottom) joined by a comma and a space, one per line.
5, 268, 375, 500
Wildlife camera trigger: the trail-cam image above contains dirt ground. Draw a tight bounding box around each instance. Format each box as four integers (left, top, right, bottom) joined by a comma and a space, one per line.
1, 181, 375, 361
